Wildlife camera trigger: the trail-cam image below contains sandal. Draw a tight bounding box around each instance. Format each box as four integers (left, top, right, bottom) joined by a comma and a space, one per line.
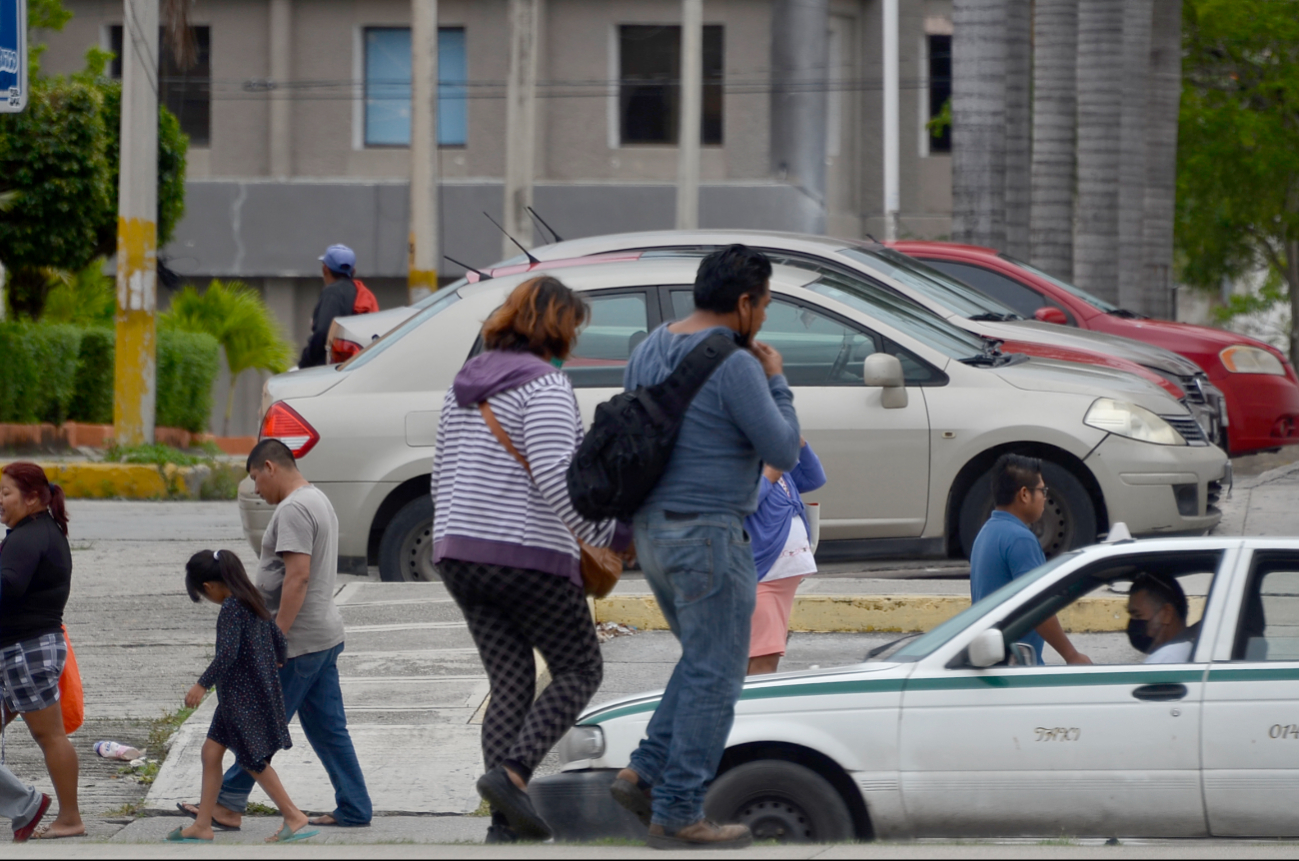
164, 826, 213, 844
265, 823, 319, 844
176, 801, 241, 831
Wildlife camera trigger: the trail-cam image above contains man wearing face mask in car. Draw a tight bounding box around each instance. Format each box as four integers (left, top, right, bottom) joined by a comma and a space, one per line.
1126, 573, 1194, 663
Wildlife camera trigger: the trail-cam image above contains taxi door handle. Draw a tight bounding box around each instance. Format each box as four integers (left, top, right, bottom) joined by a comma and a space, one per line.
1132, 683, 1188, 702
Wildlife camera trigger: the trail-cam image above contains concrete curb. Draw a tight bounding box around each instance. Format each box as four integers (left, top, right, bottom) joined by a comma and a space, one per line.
593, 593, 1206, 634
0, 461, 204, 499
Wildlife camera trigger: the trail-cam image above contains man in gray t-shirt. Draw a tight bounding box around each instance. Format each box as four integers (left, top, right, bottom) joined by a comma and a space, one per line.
258, 484, 345, 659
180, 440, 372, 830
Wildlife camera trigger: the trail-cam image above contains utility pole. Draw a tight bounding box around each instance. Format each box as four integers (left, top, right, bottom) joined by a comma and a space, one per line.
114, 0, 159, 446
882, 0, 899, 240
269, 0, 292, 178
675, 0, 702, 230
408, 0, 439, 303
503, 0, 540, 256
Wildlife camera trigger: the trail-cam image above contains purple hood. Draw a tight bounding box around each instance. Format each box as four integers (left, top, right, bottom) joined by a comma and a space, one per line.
453, 350, 556, 407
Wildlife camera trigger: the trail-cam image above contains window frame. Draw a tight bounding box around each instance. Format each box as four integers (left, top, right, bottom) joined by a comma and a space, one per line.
107, 24, 212, 148
361, 25, 468, 149
615, 23, 724, 148
1230, 551, 1299, 662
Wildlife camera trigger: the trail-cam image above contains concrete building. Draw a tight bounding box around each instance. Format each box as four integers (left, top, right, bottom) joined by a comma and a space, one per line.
38, 0, 955, 434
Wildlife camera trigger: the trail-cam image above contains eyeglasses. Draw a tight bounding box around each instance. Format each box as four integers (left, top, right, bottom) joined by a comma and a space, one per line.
1032, 485, 1049, 497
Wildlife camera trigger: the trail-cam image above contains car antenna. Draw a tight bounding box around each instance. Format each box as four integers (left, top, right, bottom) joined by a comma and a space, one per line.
483, 212, 539, 264
444, 255, 492, 281
526, 206, 564, 244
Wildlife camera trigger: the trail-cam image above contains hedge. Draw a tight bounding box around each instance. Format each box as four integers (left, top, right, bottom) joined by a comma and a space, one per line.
0, 322, 219, 433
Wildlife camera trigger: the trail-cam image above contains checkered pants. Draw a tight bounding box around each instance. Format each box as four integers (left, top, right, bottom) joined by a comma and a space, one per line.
440, 559, 602, 776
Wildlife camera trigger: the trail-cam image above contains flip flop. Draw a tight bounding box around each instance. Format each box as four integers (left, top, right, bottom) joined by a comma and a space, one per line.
266, 823, 319, 844
164, 827, 212, 844
176, 802, 241, 831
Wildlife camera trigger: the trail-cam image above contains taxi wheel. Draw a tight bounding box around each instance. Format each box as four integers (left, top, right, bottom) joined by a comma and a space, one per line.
958, 460, 1097, 559
378, 496, 441, 582
704, 760, 854, 844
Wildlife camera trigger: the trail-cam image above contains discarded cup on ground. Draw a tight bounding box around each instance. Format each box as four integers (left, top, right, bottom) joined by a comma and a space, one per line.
94, 740, 144, 761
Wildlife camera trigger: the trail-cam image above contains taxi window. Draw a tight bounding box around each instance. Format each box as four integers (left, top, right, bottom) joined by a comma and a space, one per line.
565, 290, 652, 388
1233, 554, 1299, 661
890, 553, 1078, 662
999, 550, 1221, 664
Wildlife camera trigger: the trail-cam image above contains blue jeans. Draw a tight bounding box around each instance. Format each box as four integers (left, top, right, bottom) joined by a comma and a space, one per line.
217, 642, 372, 825
627, 510, 756, 831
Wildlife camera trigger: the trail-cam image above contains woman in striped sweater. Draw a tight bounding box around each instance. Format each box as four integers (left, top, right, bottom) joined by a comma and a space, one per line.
432, 276, 630, 843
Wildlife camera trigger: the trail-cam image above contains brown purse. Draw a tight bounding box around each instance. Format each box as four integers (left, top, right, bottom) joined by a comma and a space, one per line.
477, 403, 623, 598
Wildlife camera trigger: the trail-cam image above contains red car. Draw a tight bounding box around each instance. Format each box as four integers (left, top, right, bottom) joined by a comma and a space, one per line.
894, 242, 1299, 455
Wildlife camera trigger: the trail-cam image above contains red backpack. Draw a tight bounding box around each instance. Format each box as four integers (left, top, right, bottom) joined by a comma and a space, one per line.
352, 278, 379, 314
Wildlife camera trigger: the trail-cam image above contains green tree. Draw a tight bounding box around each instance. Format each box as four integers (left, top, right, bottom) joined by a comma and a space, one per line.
41, 258, 116, 326
162, 282, 294, 435
0, 75, 112, 318
1177, 0, 1299, 365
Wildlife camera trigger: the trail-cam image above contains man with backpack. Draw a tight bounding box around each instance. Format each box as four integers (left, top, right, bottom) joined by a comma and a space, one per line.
299, 244, 378, 368
607, 245, 800, 850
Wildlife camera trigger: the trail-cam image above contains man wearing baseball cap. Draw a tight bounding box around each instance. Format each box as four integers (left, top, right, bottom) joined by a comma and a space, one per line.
300, 244, 359, 368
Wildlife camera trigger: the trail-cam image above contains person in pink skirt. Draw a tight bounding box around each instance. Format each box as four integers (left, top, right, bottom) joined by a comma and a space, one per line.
744, 440, 826, 675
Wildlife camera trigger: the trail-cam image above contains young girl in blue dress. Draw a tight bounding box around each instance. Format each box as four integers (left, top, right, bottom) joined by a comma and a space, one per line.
170, 550, 316, 844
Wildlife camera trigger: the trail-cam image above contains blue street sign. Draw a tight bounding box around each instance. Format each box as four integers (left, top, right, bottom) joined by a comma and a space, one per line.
0, 0, 26, 113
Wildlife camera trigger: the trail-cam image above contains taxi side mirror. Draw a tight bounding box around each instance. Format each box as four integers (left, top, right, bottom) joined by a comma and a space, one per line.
863, 353, 908, 409
968, 629, 1006, 668
1034, 306, 1068, 325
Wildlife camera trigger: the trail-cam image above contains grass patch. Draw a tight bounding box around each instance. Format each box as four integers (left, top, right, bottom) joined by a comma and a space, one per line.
245, 801, 279, 816
471, 798, 491, 817
104, 800, 146, 818
146, 703, 198, 754
116, 759, 160, 785
199, 462, 244, 500
105, 442, 209, 466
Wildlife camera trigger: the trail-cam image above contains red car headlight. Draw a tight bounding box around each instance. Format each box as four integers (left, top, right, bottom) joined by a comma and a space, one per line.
1220, 345, 1286, 375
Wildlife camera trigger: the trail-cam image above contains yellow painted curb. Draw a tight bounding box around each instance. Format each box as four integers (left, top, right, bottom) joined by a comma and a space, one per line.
593, 594, 1206, 634
0, 462, 196, 500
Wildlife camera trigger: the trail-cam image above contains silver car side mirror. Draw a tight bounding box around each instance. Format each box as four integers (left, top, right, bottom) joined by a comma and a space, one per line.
968, 629, 1006, 668
1012, 642, 1036, 666
863, 353, 908, 409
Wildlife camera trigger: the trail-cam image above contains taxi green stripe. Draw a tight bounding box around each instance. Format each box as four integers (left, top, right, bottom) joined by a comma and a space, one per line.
579, 668, 1210, 724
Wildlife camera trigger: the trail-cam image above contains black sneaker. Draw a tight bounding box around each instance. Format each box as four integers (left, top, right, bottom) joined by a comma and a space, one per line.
476, 766, 552, 841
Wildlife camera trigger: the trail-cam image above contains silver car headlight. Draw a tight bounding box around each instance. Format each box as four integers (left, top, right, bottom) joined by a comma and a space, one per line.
1220, 345, 1287, 376
557, 726, 605, 764
1084, 398, 1185, 445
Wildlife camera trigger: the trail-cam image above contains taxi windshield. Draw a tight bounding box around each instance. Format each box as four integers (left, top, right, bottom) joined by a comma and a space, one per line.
888, 552, 1080, 662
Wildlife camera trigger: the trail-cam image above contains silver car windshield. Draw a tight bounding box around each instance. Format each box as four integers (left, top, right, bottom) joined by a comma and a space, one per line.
805, 272, 987, 360
339, 282, 465, 371
1002, 254, 1120, 313
888, 552, 1081, 662
839, 247, 1023, 321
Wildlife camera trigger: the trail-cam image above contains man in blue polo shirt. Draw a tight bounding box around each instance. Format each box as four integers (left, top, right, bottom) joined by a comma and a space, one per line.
969, 454, 1091, 666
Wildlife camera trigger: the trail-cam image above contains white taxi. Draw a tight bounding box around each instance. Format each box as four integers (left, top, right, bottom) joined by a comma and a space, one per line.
534, 537, 1299, 841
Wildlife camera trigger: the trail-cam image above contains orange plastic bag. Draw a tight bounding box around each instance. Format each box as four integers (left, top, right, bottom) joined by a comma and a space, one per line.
59, 626, 84, 735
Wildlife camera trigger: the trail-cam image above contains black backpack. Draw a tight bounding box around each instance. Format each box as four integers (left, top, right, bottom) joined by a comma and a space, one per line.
567, 331, 738, 520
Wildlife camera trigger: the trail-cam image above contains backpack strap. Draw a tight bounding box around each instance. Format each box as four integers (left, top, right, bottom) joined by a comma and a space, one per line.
656, 331, 740, 413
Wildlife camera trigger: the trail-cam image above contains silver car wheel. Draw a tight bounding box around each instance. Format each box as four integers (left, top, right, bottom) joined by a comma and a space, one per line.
399, 517, 440, 582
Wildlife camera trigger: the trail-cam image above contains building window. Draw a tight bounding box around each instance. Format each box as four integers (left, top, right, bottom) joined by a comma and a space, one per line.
618, 25, 723, 146
927, 34, 951, 154
109, 25, 211, 147
364, 27, 467, 148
